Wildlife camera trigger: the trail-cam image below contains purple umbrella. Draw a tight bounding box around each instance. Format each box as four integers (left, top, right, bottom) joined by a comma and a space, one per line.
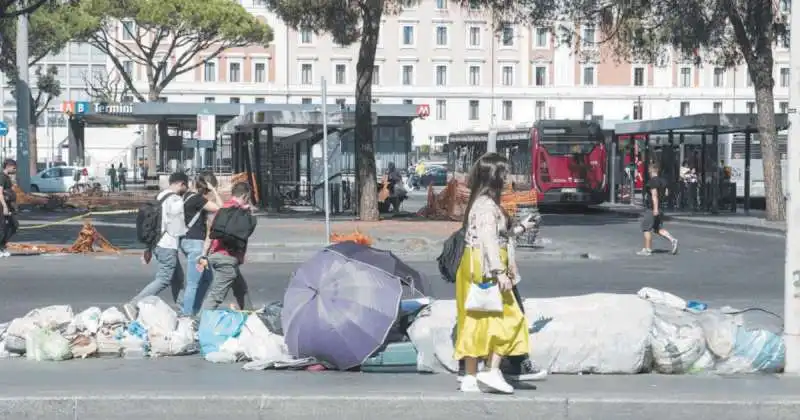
281, 243, 406, 370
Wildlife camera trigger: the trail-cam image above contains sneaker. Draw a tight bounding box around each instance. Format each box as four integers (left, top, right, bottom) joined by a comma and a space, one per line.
0, 249, 9, 258
476, 370, 514, 394
123, 303, 138, 321
636, 248, 652, 256
459, 375, 480, 393
671, 239, 679, 255
502, 359, 548, 382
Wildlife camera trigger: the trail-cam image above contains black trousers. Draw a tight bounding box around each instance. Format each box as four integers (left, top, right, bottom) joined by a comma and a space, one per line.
0, 213, 18, 248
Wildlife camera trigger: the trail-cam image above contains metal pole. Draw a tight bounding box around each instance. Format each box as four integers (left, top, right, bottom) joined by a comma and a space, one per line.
744, 131, 751, 214
610, 136, 616, 204
784, 0, 800, 374
46, 108, 52, 167
487, 129, 497, 153
15, 9, 31, 191
321, 77, 331, 244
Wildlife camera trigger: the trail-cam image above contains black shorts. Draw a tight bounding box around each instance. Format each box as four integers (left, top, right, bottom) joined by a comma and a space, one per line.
641, 212, 663, 232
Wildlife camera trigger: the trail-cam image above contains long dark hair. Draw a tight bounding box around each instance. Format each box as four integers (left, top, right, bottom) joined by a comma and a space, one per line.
195, 171, 218, 196
462, 152, 511, 228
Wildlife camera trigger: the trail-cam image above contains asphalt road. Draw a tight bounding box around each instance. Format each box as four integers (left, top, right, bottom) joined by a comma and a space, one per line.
0, 210, 783, 322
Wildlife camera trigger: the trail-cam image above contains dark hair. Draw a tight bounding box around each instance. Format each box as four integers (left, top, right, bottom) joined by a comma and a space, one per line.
195, 171, 218, 195
231, 182, 251, 198
3, 159, 16, 168
462, 152, 511, 228
168, 171, 189, 185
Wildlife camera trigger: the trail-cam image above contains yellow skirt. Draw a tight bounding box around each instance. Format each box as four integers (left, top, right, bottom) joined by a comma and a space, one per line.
453, 246, 530, 360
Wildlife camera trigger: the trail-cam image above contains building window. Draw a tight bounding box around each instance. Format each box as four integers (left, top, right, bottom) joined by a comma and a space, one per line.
713, 67, 725, 87
582, 25, 595, 47
230, 97, 240, 104
402, 65, 414, 85
535, 27, 548, 48
403, 99, 413, 105
255, 97, 265, 104
469, 65, 480, 86
301, 97, 312, 104
535, 101, 546, 120
780, 101, 789, 113
203, 61, 215, 82
436, 99, 446, 120
469, 26, 481, 47
436, 0, 446, 9
534, 66, 546, 86
583, 101, 593, 118
372, 65, 380, 85
501, 65, 513, 86
746, 102, 755, 114
633, 103, 643, 120
402, 25, 415, 46
204, 97, 215, 103
781, 68, 790, 87
300, 29, 312, 44
680, 101, 690, 116
680, 67, 691, 87
335, 64, 346, 84
229, 62, 241, 83
122, 21, 135, 41
713, 102, 722, 113
301, 63, 313, 85
436, 26, 448, 46
254, 62, 266, 83
582, 66, 595, 86
501, 23, 514, 46
123, 60, 134, 79
435, 65, 447, 86
468, 100, 480, 120
502, 100, 512, 121
633, 67, 645, 86
779, 32, 790, 49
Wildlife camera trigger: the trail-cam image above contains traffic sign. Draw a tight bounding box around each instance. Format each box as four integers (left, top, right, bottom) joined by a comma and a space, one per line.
0, 121, 7, 137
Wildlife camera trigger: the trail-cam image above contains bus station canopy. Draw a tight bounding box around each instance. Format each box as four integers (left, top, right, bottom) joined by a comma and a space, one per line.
613, 113, 790, 136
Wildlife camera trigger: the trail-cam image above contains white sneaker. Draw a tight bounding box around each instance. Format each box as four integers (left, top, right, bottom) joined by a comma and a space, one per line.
0, 249, 10, 258
459, 375, 480, 393
476, 370, 514, 394
636, 248, 652, 256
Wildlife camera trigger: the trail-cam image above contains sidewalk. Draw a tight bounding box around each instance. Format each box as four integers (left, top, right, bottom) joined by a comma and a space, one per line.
0, 358, 797, 419
597, 203, 786, 234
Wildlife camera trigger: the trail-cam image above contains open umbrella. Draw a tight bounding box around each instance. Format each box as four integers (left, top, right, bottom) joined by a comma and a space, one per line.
281, 242, 424, 370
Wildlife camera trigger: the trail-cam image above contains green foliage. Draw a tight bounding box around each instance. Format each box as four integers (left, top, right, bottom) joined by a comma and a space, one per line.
0, 0, 50, 19
74, 0, 274, 100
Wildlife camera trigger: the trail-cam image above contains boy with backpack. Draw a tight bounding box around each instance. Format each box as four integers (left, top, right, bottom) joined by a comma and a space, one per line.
125, 172, 190, 320
197, 182, 257, 311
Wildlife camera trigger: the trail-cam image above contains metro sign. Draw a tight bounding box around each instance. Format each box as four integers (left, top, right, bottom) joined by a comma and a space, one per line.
416, 104, 430, 119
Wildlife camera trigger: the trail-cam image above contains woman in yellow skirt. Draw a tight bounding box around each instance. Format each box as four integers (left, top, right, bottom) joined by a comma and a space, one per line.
454, 153, 537, 394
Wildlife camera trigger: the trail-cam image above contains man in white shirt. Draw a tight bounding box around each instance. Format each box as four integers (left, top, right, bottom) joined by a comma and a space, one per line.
124, 172, 189, 320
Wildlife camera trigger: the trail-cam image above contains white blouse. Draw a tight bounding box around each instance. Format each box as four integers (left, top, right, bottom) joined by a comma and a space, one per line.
464, 195, 522, 281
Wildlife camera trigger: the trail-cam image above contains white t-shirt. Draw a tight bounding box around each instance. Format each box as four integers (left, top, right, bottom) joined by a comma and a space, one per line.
156, 189, 187, 250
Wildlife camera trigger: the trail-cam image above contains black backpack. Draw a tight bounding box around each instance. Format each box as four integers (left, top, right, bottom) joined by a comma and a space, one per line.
209, 206, 257, 252
437, 227, 466, 283
136, 192, 174, 248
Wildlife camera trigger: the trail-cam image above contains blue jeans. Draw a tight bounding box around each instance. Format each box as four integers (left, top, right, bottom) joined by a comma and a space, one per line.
179, 238, 211, 316
131, 247, 183, 305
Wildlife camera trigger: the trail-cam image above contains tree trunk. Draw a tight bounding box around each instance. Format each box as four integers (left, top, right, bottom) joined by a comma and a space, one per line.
145, 90, 159, 178
751, 60, 785, 221
354, 0, 384, 221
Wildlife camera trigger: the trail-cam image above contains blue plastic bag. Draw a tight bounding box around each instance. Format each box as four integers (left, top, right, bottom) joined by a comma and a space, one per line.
198, 310, 247, 356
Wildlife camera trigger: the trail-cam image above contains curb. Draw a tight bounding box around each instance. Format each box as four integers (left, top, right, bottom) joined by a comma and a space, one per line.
595, 206, 786, 235
0, 394, 796, 420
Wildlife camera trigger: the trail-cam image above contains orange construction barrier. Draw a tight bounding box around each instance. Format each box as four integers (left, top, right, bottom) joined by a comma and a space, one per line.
330, 230, 373, 246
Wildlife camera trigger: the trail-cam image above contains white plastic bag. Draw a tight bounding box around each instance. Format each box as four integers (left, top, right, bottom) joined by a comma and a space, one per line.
650, 305, 705, 374
714, 328, 785, 374
697, 310, 738, 359
150, 318, 197, 357
100, 307, 128, 326
25, 328, 72, 361
136, 296, 177, 337
69, 307, 102, 335
204, 337, 242, 363
26, 305, 74, 330
637, 287, 687, 310
6, 317, 38, 338
238, 315, 288, 362
688, 349, 716, 373
407, 307, 452, 373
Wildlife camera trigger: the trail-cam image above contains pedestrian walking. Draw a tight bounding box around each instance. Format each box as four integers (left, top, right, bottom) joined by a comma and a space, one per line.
0, 159, 18, 258
453, 152, 534, 395
107, 164, 117, 192
637, 164, 679, 256
124, 172, 190, 320
118, 163, 127, 191
178, 172, 223, 316
198, 182, 257, 312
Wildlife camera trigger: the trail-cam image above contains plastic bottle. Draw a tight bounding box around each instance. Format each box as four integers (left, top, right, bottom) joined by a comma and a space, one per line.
686, 300, 708, 312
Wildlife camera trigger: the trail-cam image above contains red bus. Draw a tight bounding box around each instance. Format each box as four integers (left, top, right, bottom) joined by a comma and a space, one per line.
448, 120, 609, 206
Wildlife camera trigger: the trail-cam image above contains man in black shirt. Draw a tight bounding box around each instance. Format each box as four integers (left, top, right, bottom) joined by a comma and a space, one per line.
638, 164, 678, 256
0, 159, 18, 257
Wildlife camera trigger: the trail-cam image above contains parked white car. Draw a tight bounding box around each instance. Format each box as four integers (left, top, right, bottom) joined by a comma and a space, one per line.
30, 166, 91, 193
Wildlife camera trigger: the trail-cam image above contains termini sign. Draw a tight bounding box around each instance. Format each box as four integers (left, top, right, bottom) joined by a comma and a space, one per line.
60, 101, 134, 115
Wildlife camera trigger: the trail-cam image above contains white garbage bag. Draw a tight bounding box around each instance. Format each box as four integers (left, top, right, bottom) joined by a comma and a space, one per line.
68, 307, 102, 335
650, 305, 705, 374
25, 305, 74, 331
696, 310, 738, 359
96, 326, 124, 357
205, 337, 242, 363
523, 294, 654, 374
100, 307, 128, 326
25, 328, 72, 361
714, 328, 785, 374
150, 318, 197, 357
688, 349, 716, 373
6, 317, 40, 339
136, 296, 177, 337
238, 315, 289, 362
407, 307, 449, 373
637, 287, 687, 310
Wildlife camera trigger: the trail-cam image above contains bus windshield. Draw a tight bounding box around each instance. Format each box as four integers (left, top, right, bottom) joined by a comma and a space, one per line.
540, 137, 600, 155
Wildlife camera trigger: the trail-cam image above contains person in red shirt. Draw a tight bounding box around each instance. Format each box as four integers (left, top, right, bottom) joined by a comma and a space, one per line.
197, 182, 254, 311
